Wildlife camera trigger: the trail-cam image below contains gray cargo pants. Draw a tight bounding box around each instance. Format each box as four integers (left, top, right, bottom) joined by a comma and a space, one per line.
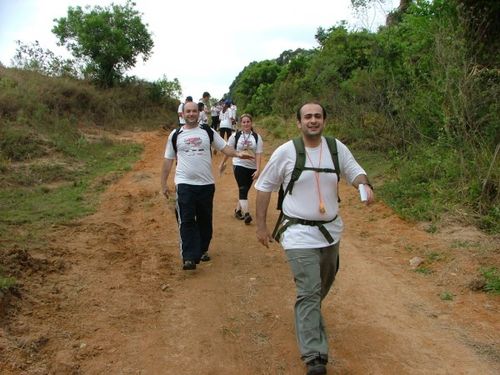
285, 242, 340, 364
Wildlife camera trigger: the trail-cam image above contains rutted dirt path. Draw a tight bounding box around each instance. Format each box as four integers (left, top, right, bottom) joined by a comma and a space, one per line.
1, 129, 498, 374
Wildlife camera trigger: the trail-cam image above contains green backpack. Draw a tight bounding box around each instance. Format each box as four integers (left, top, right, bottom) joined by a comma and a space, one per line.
272, 136, 340, 243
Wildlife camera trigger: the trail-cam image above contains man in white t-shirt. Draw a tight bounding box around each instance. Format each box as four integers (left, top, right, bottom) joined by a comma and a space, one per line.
218, 100, 234, 140
199, 91, 211, 119
161, 101, 253, 271
177, 96, 193, 126
254, 101, 374, 375
211, 100, 222, 131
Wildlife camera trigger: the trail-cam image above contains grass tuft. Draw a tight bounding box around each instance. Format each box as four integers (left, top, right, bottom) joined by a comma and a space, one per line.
481, 267, 500, 295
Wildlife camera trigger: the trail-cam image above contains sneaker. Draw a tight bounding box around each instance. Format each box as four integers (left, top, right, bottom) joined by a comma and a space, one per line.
306, 358, 327, 375
182, 260, 196, 270
200, 252, 211, 262
244, 212, 252, 225
234, 209, 244, 220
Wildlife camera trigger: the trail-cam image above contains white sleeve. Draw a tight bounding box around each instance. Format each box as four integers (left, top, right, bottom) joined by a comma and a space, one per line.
164, 130, 176, 159
336, 140, 366, 184
256, 134, 264, 154
254, 144, 290, 192
212, 129, 227, 151
227, 133, 236, 148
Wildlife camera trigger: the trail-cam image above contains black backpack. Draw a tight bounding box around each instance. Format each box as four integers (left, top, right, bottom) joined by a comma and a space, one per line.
234, 130, 258, 149
272, 136, 340, 243
171, 124, 214, 154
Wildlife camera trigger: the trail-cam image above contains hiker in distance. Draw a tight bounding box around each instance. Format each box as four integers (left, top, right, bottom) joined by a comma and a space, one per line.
161, 101, 253, 271
177, 95, 193, 126
219, 113, 263, 224
254, 101, 374, 375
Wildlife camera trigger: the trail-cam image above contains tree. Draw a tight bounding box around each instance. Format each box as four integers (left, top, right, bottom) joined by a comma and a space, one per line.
149, 75, 182, 102
228, 60, 282, 113
52, 0, 153, 87
351, 0, 413, 27
12, 40, 81, 78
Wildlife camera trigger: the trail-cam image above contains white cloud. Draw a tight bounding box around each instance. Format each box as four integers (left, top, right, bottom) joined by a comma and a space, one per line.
0, 0, 396, 99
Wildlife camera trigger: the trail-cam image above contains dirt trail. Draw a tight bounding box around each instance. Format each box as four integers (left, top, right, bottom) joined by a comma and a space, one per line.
1, 129, 498, 374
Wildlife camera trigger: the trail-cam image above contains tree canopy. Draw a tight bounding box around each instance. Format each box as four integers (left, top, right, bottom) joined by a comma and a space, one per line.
52, 0, 153, 87
227, 0, 499, 231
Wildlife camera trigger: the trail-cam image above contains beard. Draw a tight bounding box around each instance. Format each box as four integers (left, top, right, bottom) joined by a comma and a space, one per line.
185, 117, 198, 126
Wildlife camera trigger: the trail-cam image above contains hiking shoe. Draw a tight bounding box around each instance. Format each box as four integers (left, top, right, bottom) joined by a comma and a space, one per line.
200, 252, 211, 262
244, 212, 252, 225
234, 209, 244, 220
182, 260, 196, 270
306, 358, 327, 375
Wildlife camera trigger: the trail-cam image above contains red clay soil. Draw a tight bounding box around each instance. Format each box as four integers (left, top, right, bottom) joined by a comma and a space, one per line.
0, 129, 498, 374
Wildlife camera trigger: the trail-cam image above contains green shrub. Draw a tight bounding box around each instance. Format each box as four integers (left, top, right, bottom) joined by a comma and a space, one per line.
0, 127, 50, 161
0, 276, 16, 291
259, 115, 298, 139
481, 267, 500, 295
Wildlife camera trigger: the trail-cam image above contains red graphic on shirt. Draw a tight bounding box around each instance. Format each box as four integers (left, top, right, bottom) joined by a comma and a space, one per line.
184, 137, 202, 148
180, 136, 206, 154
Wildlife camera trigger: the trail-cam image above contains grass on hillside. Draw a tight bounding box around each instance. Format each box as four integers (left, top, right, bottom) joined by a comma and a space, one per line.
0, 67, 180, 291
0, 130, 142, 290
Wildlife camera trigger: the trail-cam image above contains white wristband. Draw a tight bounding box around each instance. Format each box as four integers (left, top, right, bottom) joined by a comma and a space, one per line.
358, 184, 368, 202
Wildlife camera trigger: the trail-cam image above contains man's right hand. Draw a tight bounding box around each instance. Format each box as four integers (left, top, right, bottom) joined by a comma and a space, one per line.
256, 227, 274, 248
162, 186, 170, 199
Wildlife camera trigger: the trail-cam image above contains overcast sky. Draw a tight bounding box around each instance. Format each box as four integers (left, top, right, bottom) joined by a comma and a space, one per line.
0, 0, 396, 99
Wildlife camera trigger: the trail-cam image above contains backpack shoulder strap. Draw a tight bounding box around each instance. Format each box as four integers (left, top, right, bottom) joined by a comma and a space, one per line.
171, 127, 182, 154
276, 138, 303, 210
234, 130, 242, 149
252, 131, 258, 144
272, 138, 307, 240
200, 123, 214, 143
287, 137, 306, 195
172, 125, 213, 154
325, 136, 340, 182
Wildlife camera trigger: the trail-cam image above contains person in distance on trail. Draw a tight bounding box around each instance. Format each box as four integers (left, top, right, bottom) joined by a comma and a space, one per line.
254, 101, 374, 375
198, 91, 211, 124
198, 102, 208, 126
177, 96, 193, 126
210, 100, 222, 132
219, 100, 234, 141
161, 101, 253, 271
219, 113, 263, 224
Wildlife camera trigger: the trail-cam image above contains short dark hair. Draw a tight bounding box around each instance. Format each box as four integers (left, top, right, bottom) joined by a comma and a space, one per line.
202, 91, 210, 98
186, 96, 193, 102
296, 101, 327, 121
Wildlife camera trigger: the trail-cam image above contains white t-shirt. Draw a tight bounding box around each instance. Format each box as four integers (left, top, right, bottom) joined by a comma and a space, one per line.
164, 125, 227, 185
198, 111, 208, 125
255, 137, 366, 249
227, 131, 263, 169
177, 103, 185, 125
211, 105, 220, 117
219, 109, 233, 129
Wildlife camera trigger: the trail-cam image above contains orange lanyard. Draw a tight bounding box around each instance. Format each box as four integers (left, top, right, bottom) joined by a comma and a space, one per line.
305, 141, 326, 214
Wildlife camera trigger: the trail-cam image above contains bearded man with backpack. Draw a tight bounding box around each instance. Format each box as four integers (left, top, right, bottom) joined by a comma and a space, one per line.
161, 101, 253, 271
254, 101, 374, 375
